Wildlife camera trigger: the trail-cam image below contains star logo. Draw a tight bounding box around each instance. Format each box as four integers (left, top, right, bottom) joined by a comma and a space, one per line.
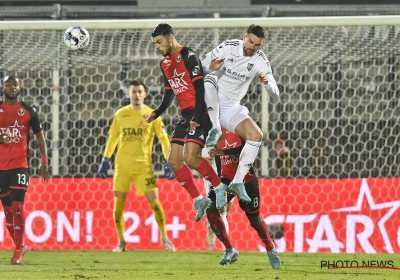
168, 69, 188, 95
332, 178, 400, 253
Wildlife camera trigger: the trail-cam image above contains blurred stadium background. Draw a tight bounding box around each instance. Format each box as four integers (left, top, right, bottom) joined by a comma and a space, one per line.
0, 0, 399, 253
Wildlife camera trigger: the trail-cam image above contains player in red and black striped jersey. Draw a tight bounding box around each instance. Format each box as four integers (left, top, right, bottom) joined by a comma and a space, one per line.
147, 23, 227, 222
0, 76, 50, 265
206, 128, 281, 268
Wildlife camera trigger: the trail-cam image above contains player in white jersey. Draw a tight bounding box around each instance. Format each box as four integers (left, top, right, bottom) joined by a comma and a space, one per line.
201, 24, 280, 209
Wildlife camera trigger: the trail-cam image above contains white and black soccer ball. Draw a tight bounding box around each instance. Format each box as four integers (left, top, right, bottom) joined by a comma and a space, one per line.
63, 26, 90, 51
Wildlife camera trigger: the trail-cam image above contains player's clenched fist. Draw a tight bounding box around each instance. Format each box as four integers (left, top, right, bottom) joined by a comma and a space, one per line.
0, 133, 11, 144
258, 73, 269, 85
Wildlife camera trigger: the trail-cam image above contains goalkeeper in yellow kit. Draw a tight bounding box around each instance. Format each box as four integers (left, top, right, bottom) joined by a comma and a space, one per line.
98, 80, 176, 252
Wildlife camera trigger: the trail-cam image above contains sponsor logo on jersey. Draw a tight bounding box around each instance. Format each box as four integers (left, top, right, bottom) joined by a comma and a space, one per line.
192, 66, 200, 76
17, 108, 25, 116
0, 120, 24, 143
247, 63, 254, 71
168, 69, 188, 95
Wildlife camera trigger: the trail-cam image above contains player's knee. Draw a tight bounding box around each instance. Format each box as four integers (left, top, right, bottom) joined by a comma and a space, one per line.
167, 158, 181, 171
246, 213, 262, 228
183, 154, 198, 169
247, 130, 263, 142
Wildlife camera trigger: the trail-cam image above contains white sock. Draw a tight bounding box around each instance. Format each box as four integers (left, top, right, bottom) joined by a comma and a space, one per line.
204, 74, 221, 131
232, 140, 261, 183
219, 211, 228, 251
220, 212, 229, 234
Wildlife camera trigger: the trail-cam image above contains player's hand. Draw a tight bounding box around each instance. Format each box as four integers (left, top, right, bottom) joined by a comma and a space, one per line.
0, 133, 11, 144
98, 157, 110, 179
209, 148, 224, 157
164, 160, 176, 180
258, 73, 269, 85
209, 57, 225, 71
189, 121, 200, 132
146, 111, 157, 123
39, 163, 51, 182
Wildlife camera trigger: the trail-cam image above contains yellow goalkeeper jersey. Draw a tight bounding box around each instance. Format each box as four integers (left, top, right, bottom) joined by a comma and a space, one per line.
103, 105, 169, 173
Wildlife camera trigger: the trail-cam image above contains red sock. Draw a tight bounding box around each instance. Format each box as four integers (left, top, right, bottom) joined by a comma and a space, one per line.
196, 157, 220, 187
207, 212, 233, 249
3, 206, 15, 243
252, 220, 275, 251
12, 202, 25, 251
174, 164, 202, 199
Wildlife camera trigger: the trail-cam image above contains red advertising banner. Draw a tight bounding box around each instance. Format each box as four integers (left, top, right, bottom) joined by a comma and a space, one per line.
1, 178, 399, 253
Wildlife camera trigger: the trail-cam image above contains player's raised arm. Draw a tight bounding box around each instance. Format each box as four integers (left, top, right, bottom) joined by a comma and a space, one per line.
258, 57, 280, 98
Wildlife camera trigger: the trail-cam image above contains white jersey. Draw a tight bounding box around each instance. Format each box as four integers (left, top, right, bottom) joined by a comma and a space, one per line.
202, 39, 280, 103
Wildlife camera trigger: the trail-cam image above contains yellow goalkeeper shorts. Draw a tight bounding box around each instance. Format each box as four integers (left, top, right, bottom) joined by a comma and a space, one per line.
113, 167, 157, 196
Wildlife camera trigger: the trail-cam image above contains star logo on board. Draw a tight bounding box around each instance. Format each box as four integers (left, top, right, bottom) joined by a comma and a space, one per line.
332, 178, 400, 253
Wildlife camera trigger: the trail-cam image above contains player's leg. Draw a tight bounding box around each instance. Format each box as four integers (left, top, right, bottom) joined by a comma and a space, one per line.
184, 113, 228, 211
219, 105, 254, 202
0, 171, 14, 244
206, 189, 239, 265
136, 168, 176, 252
112, 174, 131, 252
201, 148, 217, 250
9, 168, 29, 265
168, 115, 211, 220
233, 117, 263, 184
238, 180, 281, 270
204, 74, 222, 147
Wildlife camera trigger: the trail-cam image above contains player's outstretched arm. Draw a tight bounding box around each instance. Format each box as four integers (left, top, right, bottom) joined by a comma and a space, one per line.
146, 89, 175, 123
35, 133, 50, 181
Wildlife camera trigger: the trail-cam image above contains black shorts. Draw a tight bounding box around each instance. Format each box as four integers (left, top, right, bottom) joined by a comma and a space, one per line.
208, 177, 261, 215
0, 168, 29, 196
170, 108, 212, 147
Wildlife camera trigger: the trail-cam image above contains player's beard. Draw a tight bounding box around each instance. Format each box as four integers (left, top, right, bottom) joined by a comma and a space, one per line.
162, 45, 172, 57
244, 48, 255, 56
4, 91, 20, 100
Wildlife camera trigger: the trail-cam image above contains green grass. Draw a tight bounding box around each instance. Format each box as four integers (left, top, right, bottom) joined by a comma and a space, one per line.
1, 250, 399, 280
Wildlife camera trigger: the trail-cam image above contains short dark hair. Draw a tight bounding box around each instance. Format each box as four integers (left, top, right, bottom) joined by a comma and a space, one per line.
129, 80, 147, 92
152, 23, 174, 37
246, 24, 265, 39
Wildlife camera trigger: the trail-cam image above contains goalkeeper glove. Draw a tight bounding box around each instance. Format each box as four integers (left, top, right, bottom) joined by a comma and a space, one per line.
98, 157, 110, 179
164, 160, 176, 180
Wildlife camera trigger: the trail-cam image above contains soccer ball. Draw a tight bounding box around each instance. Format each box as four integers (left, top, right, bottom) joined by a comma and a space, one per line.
63, 26, 90, 51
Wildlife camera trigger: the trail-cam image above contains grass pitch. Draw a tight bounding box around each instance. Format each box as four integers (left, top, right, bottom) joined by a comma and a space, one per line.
1, 250, 399, 280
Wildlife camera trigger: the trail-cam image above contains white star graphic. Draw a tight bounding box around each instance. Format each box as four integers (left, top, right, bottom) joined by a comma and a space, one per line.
172, 69, 187, 86
333, 178, 400, 253
9, 120, 24, 130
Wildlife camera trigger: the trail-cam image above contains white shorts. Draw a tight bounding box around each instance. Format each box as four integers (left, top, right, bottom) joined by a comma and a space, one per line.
219, 98, 251, 133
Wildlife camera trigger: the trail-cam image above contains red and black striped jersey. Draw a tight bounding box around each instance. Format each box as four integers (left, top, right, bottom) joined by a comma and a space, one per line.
0, 99, 43, 170
160, 46, 204, 111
